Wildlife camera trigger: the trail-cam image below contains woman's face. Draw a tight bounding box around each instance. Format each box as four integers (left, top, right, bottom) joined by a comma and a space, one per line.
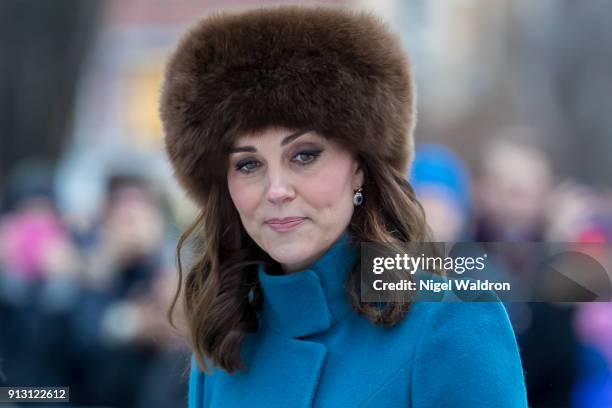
227, 127, 363, 273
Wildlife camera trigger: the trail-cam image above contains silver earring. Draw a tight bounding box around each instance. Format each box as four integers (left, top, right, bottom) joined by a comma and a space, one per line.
353, 187, 363, 206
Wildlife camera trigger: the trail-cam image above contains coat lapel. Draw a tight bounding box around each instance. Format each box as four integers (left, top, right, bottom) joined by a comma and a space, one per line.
204, 232, 358, 407
208, 328, 327, 408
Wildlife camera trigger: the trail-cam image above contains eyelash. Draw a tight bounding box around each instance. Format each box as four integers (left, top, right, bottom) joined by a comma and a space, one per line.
235, 150, 322, 174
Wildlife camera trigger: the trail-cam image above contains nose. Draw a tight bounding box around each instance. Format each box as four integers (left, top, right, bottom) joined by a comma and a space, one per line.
266, 168, 295, 205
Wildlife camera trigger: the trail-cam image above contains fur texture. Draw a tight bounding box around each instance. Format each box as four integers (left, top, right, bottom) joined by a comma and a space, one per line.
159, 5, 416, 206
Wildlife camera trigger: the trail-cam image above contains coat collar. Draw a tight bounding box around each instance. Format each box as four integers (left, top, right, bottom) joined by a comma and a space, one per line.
257, 230, 358, 338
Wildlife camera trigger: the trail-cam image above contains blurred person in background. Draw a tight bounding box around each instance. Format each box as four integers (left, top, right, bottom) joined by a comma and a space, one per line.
82, 173, 165, 295
410, 142, 472, 242
546, 181, 612, 408
0, 162, 80, 285
473, 135, 554, 243
0, 161, 82, 390
473, 135, 581, 407
68, 172, 178, 407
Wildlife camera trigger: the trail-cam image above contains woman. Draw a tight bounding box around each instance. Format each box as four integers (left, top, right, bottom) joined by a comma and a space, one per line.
159, 5, 528, 407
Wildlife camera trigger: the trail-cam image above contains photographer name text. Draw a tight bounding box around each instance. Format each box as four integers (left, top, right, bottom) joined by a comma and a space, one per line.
372, 278, 511, 292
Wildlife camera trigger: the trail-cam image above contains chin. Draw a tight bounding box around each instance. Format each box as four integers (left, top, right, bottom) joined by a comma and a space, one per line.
264, 238, 315, 267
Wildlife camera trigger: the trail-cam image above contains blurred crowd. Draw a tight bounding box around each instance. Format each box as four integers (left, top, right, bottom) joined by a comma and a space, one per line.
0, 135, 611, 407
0, 170, 190, 407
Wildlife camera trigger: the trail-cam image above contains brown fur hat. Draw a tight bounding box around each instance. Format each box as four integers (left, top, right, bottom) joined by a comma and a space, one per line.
159, 5, 416, 207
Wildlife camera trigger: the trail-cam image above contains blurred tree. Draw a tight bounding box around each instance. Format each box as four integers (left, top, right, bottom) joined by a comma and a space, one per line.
506, 0, 612, 187
0, 0, 100, 194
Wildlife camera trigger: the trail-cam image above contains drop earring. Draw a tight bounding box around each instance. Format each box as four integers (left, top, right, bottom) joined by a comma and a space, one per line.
353, 187, 363, 207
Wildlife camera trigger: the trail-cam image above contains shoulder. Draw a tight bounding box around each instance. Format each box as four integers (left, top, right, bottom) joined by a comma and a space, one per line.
406, 290, 528, 407
406, 271, 513, 337
411, 289, 513, 340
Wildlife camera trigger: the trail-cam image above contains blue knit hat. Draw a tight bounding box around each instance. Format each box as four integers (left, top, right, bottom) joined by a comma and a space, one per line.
409, 143, 471, 212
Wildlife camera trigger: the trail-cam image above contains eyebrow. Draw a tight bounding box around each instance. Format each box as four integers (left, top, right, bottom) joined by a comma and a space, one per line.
228, 129, 312, 154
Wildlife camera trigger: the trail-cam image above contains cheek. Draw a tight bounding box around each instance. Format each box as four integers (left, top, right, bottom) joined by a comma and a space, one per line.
301, 162, 354, 212
227, 177, 261, 219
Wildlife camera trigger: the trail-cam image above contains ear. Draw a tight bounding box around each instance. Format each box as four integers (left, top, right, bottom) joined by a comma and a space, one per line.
352, 160, 364, 190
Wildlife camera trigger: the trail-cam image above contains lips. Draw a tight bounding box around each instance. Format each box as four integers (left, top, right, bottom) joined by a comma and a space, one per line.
265, 217, 307, 232
265, 217, 305, 224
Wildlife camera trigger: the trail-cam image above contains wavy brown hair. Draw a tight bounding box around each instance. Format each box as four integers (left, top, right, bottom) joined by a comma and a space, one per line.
167, 144, 432, 375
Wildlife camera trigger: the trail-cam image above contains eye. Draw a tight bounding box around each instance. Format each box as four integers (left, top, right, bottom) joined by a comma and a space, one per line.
235, 159, 260, 174
292, 149, 321, 165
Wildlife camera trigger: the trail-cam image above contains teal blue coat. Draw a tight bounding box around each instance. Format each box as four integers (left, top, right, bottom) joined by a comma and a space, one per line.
188, 232, 528, 407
